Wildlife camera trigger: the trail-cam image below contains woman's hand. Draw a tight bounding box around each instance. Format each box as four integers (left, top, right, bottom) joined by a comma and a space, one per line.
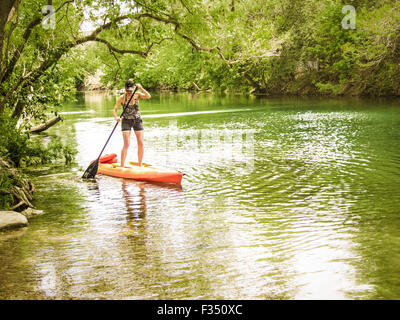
136, 83, 143, 90
115, 116, 121, 122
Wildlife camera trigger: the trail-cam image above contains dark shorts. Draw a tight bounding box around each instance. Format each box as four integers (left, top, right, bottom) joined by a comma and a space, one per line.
121, 118, 144, 131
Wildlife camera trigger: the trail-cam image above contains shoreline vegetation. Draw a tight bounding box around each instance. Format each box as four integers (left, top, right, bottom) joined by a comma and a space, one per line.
0, 111, 76, 227
0, 157, 43, 231
82, 85, 400, 98
80, 64, 400, 97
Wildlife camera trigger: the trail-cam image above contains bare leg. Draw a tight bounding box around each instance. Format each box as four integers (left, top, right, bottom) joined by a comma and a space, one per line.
121, 130, 131, 167
134, 130, 144, 166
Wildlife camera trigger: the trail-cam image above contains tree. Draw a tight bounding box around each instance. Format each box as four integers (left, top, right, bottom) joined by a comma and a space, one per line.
0, 0, 215, 121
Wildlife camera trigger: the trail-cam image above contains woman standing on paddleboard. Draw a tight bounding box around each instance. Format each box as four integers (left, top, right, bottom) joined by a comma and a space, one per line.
113, 79, 151, 167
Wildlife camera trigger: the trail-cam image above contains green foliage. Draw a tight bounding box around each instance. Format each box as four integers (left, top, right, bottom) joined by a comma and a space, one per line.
0, 170, 14, 210
20, 135, 77, 167
0, 112, 28, 165
92, 0, 398, 96
1, 0, 399, 128
315, 82, 344, 95
0, 112, 77, 167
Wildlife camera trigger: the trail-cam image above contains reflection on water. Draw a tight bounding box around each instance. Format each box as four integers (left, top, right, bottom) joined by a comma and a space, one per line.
123, 180, 147, 222
1, 93, 400, 299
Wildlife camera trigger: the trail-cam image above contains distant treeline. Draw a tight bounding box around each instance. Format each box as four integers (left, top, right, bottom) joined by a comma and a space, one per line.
96, 0, 400, 97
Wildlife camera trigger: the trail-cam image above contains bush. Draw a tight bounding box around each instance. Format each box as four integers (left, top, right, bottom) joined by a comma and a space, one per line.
0, 112, 77, 210
0, 169, 14, 210
0, 112, 29, 166
0, 112, 77, 167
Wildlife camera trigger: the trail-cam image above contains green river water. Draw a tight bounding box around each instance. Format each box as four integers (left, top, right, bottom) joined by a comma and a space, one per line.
1, 92, 400, 299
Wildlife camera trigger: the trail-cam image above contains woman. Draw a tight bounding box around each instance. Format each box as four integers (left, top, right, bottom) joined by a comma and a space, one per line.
113, 79, 151, 167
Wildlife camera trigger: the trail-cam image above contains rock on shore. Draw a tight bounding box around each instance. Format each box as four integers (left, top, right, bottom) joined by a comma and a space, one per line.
0, 209, 43, 232
0, 211, 28, 231
20, 208, 44, 219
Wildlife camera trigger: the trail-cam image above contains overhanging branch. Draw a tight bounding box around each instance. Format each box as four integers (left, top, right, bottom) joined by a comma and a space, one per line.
0, 4, 219, 115
0, 0, 75, 83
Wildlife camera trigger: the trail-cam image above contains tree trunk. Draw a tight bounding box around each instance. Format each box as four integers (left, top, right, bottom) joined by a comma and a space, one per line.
0, 0, 18, 43
0, 0, 18, 65
242, 71, 263, 93
0, 0, 19, 116
28, 115, 62, 133
11, 99, 23, 118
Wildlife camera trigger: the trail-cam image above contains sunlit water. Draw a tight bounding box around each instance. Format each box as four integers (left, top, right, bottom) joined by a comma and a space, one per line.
1, 92, 400, 299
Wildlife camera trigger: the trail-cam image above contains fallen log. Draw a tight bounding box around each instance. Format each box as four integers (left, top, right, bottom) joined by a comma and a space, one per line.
29, 115, 62, 133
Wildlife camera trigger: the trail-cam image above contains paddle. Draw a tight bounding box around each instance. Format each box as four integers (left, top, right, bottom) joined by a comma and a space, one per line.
82, 86, 138, 179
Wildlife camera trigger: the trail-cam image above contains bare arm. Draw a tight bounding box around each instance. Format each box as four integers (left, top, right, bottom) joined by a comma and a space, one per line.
113, 95, 123, 122
136, 83, 151, 99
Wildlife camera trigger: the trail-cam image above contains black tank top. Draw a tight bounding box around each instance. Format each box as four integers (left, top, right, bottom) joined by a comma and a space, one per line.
123, 94, 140, 119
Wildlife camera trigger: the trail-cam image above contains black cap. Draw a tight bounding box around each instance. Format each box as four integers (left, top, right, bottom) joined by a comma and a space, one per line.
125, 79, 135, 91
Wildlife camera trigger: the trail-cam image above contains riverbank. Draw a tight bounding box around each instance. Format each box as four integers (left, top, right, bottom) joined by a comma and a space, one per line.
81, 83, 400, 98
0, 132, 75, 233
0, 208, 44, 232
0, 157, 44, 232
0, 158, 35, 211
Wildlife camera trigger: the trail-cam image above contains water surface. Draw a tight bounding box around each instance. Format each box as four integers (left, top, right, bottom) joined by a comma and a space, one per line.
1, 92, 400, 299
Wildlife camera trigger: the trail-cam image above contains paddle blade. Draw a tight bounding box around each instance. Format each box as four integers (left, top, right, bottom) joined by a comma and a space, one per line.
82, 160, 99, 179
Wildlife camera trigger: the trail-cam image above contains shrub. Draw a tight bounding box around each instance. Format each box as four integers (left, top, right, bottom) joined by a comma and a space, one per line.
0, 112, 77, 167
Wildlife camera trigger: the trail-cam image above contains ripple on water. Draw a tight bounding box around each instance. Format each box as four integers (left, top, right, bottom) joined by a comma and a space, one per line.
2, 96, 400, 299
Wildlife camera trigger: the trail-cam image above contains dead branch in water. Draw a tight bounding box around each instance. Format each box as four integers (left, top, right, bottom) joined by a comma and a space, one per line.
28, 115, 62, 133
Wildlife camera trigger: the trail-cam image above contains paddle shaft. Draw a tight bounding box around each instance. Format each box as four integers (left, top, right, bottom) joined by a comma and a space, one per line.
95, 87, 138, 161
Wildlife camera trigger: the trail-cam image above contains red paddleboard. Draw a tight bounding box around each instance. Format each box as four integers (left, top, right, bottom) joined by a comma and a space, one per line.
90, 153, 118, 164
